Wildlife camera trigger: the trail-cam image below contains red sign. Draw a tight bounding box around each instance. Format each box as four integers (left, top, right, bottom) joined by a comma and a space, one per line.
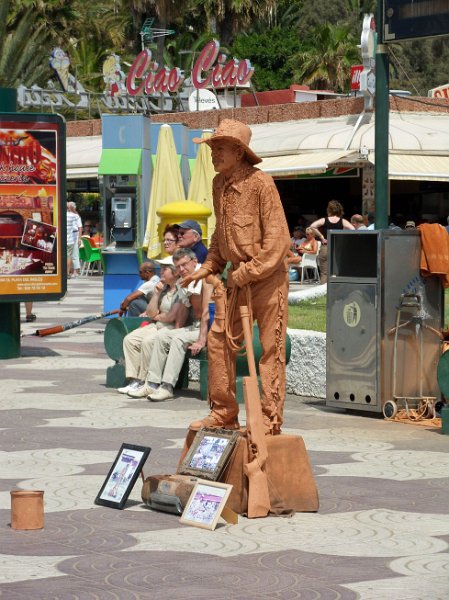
191, 40, 254, 89
126, 40, 254, 97
351, 65, 363, 91
428, 83, 449, 98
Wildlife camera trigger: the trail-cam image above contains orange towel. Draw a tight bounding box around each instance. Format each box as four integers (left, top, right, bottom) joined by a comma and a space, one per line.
418, 223, 449, 288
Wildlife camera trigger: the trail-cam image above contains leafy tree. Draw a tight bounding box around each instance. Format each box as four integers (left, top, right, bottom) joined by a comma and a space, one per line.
0, 0, 53, 87
232, 27, 302, 90
289, 22, 360, 92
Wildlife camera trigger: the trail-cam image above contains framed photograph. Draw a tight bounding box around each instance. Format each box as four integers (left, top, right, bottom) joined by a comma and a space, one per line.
177, 428, 239, 481
180, 480, 233, 530
94, 443, 151, 510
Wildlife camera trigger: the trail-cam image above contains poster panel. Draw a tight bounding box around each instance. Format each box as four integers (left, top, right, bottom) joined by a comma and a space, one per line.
0, 114, 66, 301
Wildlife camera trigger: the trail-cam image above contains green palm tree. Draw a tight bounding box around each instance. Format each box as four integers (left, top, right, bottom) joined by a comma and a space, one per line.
0, 0, 53, 87
290, 23, 360, 93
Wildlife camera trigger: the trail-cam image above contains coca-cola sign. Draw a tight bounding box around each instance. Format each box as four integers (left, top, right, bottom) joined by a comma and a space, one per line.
126, 40, 254, 97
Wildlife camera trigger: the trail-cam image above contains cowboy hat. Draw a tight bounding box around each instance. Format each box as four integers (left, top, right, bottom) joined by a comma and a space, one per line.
192, 119, 262, 165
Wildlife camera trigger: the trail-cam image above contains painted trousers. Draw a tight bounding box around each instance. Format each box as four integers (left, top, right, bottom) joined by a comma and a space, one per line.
207, 266, 289, 430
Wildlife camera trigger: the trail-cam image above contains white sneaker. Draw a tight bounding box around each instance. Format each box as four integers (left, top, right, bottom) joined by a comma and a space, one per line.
117, 380, 142, 394
127, 383, 157, 398
148, 386, 174, 402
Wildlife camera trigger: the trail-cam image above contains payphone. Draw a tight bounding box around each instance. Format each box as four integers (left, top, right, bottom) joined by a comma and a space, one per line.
103, 175, 137, 246
111, 196, 135, 243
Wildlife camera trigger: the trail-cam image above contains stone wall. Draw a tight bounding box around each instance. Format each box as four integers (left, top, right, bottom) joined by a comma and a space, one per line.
189, 328, 326, 399
66, 96, 449, 137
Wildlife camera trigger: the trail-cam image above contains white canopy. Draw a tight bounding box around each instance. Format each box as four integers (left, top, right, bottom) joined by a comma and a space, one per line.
66, 135, 102, 180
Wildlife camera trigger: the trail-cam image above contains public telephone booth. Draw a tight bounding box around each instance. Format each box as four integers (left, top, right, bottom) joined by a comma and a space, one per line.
326, 230, 443, 417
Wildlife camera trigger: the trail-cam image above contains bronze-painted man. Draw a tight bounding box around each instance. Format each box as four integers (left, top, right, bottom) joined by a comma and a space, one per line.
184, 119, 290, 434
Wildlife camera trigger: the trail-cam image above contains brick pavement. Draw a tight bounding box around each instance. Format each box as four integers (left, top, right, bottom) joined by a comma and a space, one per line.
1, 276, 449, 599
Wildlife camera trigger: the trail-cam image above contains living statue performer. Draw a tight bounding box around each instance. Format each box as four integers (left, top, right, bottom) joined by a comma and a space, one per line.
183, 119, 290, 434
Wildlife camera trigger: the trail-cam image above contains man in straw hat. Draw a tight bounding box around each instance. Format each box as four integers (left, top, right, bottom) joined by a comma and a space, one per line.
183, 119, 290, 434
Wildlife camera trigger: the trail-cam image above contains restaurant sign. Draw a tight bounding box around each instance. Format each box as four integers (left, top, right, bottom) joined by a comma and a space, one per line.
0, 113, 66, 301
126, 40, 254, 96
18, 40, 254, 114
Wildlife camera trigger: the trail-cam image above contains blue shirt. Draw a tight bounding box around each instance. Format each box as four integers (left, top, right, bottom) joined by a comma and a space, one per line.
191, 240, 208, 263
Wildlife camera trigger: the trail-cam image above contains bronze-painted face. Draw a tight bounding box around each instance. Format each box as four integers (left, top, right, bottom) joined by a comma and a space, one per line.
210, 140, 244, 175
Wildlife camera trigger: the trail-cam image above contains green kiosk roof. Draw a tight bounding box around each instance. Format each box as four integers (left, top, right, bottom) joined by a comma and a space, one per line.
98, 149, 142, 175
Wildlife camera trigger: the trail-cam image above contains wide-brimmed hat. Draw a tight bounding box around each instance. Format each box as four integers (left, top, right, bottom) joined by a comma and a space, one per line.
156, 255, 174, 266
192, 119, 262, 165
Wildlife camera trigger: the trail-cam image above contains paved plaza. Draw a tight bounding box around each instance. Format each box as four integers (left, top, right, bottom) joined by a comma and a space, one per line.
1, 276, 449, 599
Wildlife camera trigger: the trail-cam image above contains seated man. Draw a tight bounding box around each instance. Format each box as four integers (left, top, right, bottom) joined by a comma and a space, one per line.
118, 256, 185, 395
119, 261, 159, 316
176, 219, 208, 263
144, 247, 213, 402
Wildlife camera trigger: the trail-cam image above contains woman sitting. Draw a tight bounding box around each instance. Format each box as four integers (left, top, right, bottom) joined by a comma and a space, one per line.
287, 227, 318, 266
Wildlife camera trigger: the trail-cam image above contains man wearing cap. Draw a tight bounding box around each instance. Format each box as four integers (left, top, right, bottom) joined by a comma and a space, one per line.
176, 219, 208, 263
119, 261, 160, 316
183, 119, 291, 434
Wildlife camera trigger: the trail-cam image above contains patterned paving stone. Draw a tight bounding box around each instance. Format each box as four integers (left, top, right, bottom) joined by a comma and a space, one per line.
1, 277, 448, 599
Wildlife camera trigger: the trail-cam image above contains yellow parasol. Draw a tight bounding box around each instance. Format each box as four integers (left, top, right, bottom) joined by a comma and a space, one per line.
187, 131, 216, 242
144, 124, 186, 258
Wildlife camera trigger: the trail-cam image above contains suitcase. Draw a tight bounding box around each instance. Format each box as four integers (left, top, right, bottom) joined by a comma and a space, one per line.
141, 473, 199, 515
179, 428, 319, 516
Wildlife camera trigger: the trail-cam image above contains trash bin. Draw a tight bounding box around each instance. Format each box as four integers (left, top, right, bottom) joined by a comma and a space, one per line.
326, 230, 443, 416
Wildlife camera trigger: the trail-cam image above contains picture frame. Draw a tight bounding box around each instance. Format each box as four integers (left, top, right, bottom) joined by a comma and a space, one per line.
177, 427, 239, 481
179, 480, 233, 530
94, 443, 151, 510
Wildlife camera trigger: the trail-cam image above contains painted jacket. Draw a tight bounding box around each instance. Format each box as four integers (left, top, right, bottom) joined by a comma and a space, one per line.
201, 163, 290, 287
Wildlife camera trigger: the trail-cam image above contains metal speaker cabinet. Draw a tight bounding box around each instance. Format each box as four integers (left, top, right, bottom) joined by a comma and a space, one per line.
326, 230, 443, 415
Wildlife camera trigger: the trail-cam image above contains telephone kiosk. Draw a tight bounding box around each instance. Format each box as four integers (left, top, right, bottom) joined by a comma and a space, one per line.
102, 174, 140, 313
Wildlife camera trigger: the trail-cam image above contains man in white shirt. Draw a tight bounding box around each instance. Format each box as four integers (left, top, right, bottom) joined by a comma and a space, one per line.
119, 261, 160, 316
145, 248, 213, 402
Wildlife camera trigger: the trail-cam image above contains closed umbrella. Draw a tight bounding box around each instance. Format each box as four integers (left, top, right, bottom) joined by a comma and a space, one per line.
187, 131, 216, 242
144, 124, 185, 258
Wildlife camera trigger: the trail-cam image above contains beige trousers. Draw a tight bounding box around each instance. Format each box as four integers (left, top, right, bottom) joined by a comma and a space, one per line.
147, 324, 200, 387
123, 323, 174, 380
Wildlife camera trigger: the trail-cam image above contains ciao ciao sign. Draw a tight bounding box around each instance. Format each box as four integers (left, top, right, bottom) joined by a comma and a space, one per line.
126, 40, 254, 96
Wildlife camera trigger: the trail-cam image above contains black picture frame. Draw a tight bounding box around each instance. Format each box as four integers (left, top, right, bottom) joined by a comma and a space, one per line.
94, 443, 151, 509
177, 428, 239, 481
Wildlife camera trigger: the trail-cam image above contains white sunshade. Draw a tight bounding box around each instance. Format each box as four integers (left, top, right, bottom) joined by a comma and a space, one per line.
250, 111, 449, 155
388, 154, 449, 181
259, 150, 358, 176
66, 135, 102, 179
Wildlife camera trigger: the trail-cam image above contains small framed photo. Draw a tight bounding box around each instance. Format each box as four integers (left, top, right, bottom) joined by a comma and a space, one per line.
21, 218, 56, 253
177, 428, 239, 481
94, 443, 151, 510
180, 480, 233, 530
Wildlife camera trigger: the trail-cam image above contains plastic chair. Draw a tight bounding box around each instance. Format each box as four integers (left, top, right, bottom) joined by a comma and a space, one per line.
80, 237, 103, 276
299, 241, 321, 284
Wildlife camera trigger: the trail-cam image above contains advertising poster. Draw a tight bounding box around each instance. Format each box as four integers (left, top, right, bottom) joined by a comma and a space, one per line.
0, 114, 66, 301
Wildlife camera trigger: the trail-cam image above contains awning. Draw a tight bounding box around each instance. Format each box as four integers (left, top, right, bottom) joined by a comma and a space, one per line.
98, 149, 142, 175
388, 154, 449, 182
66, 135, 102, 180
259, 150, 358, 177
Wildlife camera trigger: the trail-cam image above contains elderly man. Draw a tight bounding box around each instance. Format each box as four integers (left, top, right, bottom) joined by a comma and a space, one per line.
119, 261, 159, 316
176, 219, 208, 263
184, 119, 290, 434
145, 248, 213, 402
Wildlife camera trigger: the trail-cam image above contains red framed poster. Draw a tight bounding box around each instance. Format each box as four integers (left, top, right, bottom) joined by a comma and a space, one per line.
0, 113, 66, 301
